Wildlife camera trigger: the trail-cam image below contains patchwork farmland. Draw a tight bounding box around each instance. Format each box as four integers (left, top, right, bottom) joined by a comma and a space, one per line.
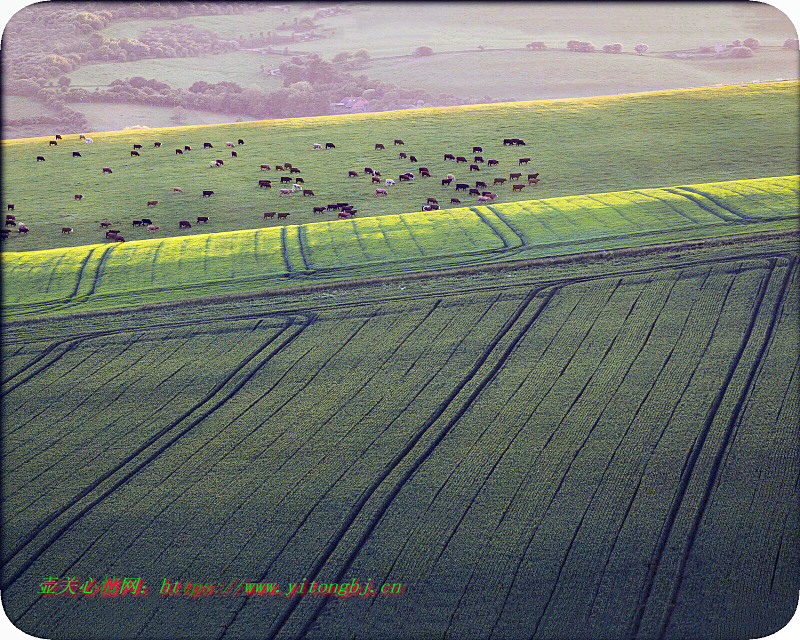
1, 242, 797, 639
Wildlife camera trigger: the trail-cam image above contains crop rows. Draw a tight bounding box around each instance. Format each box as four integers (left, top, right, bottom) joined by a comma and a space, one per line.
2, 175, 797, 319
2, 251, 796, 639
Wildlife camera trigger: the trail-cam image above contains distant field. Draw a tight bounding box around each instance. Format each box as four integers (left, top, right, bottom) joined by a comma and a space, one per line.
69, 103, 249, 133
2, 242, 797, 639
2, 83, 798, 253
2, 97, 61, 140
2, 176, 797, 318
101, 2, 797, 57
365, 49, 799, 101
66, 51, 287, 91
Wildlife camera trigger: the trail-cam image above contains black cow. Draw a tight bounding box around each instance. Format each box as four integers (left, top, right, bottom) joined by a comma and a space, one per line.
36, 156, 45, 161
238, 139, 245, 145
280, 176, 292, 183
204, 142, 213, 149
455, 183, 468, 191
469, 188, 480, 195
325, 142, 335, 149
519, 158, 530, 165
259, 180, 271, 188
473, 146, 482, 153
197, 216, 209, 223
72, 152, 82, 158
394, 139, 404, 145
202, 190, 214, 197
444, 153, 455, 161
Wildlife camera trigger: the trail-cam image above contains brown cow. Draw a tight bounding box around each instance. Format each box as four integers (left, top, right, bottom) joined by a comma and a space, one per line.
444, 153, 455, 161
303, 189, 315, 196
528, 177, 540, 184
494, 177, 507, 185
179, 220, 192, 229
474, 156, 484, 163
469, 164, 480, 171
519, 158, 530, 165
450, 197, 461, 204
100, 222, 111, 228
184, 145, 191, 151
290, 167, 301, 174
61, 227, 73, 234
131, 151, 140, 157
427, 197, 438, 204
102, 167, 113, 174
375, 143, 385, 150
36, 156, 46, 162
154, 142, 162, 148
260, 164, 270, 171
147, 200, 158, 207
114, 235, 125, 242
133, 144, 142, 150
348, 171, 359, 178
456, 156, 467, 163
399, 152, 407, 159
147, 225, 159, 231
476, 181, 487, 188
49, 140, 58, 146
488, 159, 499, 166
197, 216, 209, 223
173, 187, 183, 193
510, 172, 522, 180
259, 180, 271, 188
512, 184, 525, 191
409, 155, 417, 162
394, 139, 404, 145
372, 176, 381, 183
176, 149, 184, 155
338, 211, 352, 219
105, 230, 118, 239
313, 206, 325, 213
74, 194, 83, 200
275, 165, 284, 171
469, 188, 480, 196
204, 142, 213, 149
280, 189, 292, 195
264, 211, 276, 219
55, 134, 62, 140
375, 188, 388, 196
442, 178, 453, 186
18, 224, 29, 234
133, 220, 143, 227
277, 212, 290, 219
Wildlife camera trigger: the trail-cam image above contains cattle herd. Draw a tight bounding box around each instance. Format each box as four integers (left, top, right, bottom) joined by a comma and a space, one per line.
3, 131, 540, 244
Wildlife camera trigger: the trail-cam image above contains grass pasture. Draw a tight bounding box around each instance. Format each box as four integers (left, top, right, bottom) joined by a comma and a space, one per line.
2, 175, 797, 319
2, 83, 798, 253
2, 242, 797, 639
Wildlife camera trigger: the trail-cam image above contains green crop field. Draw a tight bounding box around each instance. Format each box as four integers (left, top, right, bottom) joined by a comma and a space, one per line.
2, 241, 797, 639
3, 175, 797, 319
2, 83, 798, 254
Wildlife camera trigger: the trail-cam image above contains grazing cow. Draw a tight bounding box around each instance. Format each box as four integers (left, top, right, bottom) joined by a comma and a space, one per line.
102, 167, 113, 174
427, 197, 438, 204
365, 167, 374, 175
375, 143, 385, 150
154, 142, 162, 148
473, 146, 482, 153
226, 142, 235, 148
173, 187, 183, 193
284, 163, 293, 169
133, 220, 143, 227
446, 173, 455, 180
394, 139, 404, 145
280, 189, 292, 195
204, 142, 213, 149
418, 166, 429, 173
179, 220, 192, 228
469, 188, 481, 196
444, 153, 455, 161
409, 155, 417, 162
510, 172, 522, 180
481, 191, 493, 196
503, 138, 514, 146
140, 218, 152, 225
259, 180, 271, 188
231, 151, 238, 158
294, 177, 304, 184
519, 158, 530, 165
280, 176, 292, 183
476, 181, 487, 188
275, 165, 284, 171
455, 183, 468, 191
74, 194, 83, 200
338, 211, 352, 219
147, 225, 159, 231
420, 170, 431, 178
422, 205, 432, 211
528, 177, 540, 184
80, 134, 86, 140
216, 159, 224, 166
238, 139, 244, 145
85, 137, 94, 142
36, 156, 45, 162
0, 229, 9, 239
303, 189, 315, 196
147, 200, 158, 207
442, 178, 453, 186
55, 134, 62, 140
450, 197, 461, 204
313, 143, 323, 150
260, 164, 270, 171
100, 222, 111, 228
49, 140, 58, 146
313, 206, 325, 213
372, 176, 381, 183
176, 149, 184, 155
133, 143, 142, 150
474, 156, 484, 163
264, 211, 276, 219
105, 230, 118, 239
7, 204, 14, 211
290, 167, 301, 174
202, 190, 214, 197
210, 161, 219, 168
399, 152, 407, 159
114, 235, 125, 242
516, 139, 526, 146
184, 145, 191, 151
375, 188, 388, 196
430, 204, 440, 210
73, 152, 82, 158
528, 173, 540, 180
18, 224, 29, 234
327, 204, 339, 211
348, 171, 359, 178
512, 184, 525, 191
131, 151, 140, 157
326, 142, 335, 149
5, 220, 16, 227
488, 159, 499, 166
197, 216, 209, 223
277, 212, 290, 219
61, 227, 73, 234
494, 177, 507, 185
385, 178, 396, 186
469, 164, 480, 171
403, 172, 415, 180
456, 156, 467, 163
487, 193, 498, 200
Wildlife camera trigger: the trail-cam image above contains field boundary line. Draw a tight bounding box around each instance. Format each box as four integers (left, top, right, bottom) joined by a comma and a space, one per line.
469, 207, 514, 248
258, 286, 559, 640
485, 205, 529, 245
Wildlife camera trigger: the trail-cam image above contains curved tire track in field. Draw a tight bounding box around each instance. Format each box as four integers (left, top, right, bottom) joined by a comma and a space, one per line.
470, 207, 513, 248
624, 258, 784, 640
1, 314, 313, 592
250, 285, 559, 640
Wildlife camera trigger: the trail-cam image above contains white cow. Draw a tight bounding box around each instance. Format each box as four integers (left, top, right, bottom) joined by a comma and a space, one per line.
85, 137, 93, 143
313, 143, 323, 150
384, 178, 395, 186
210, 161, 218, 168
